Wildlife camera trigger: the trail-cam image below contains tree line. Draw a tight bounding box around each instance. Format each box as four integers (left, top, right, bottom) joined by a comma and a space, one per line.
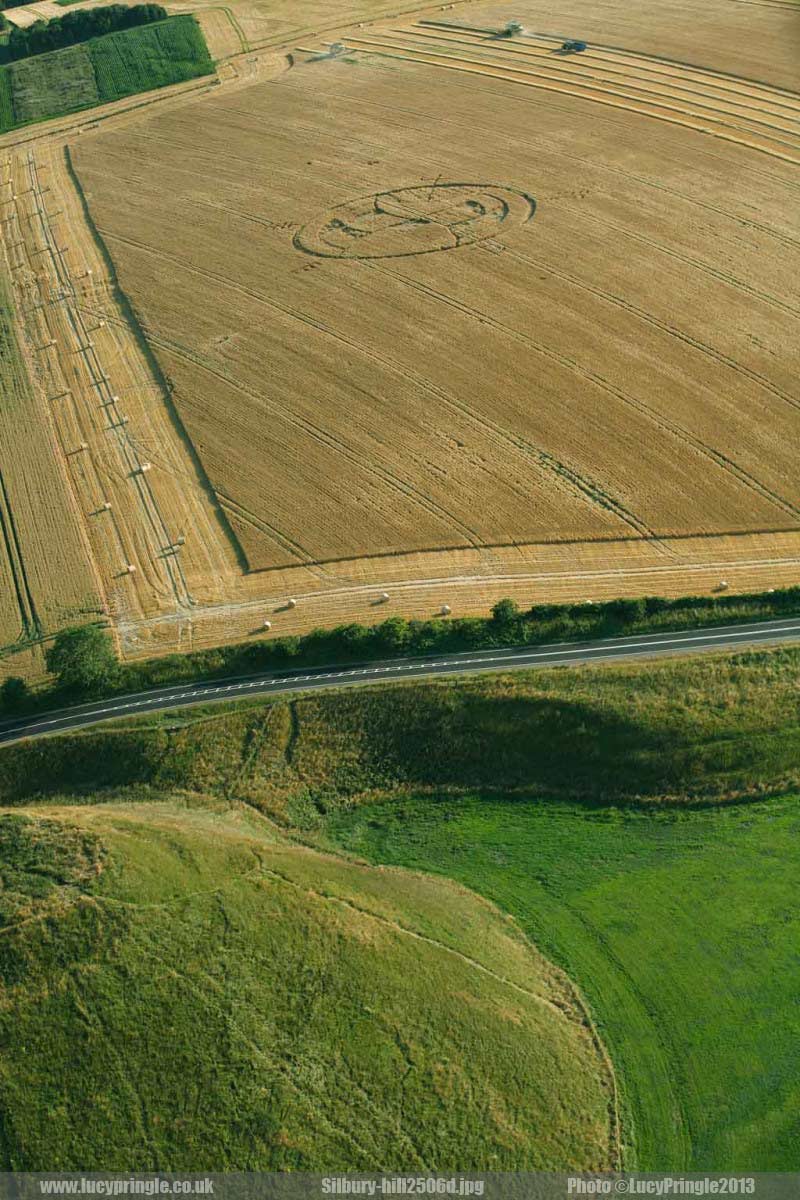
2, 583, 800, 713
2, 4, 166, 62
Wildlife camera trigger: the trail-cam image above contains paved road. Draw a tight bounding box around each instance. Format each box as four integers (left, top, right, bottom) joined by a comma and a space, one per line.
1, 616, 799, 746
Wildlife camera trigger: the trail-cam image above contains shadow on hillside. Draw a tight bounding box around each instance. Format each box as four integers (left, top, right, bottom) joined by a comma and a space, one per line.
1, 688, 795, 808
352, 692, 770, 802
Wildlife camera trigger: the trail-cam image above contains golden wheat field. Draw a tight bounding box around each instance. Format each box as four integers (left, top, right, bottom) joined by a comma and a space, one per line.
72, 6, 800, 563
2, 0, 800, 669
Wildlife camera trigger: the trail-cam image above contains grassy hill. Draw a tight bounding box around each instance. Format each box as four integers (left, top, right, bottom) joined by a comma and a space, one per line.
2, 647, 800, 1170
0, 802, 615, 1170
0, 16, 213, 134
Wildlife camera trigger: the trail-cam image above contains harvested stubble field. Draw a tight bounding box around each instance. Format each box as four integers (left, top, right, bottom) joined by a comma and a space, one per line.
0, 141, 239, 642
0, 256, 102, 664
1, 0, 799, 668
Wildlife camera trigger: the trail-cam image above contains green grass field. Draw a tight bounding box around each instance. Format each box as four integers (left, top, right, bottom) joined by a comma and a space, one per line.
325, 794, 800, 1170
0, 15, 212, 134
2, 646, 799, 1169
0, 802, 615, 1170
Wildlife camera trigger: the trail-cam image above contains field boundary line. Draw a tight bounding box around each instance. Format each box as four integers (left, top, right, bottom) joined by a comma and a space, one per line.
26, 149, 191, 613
214, 5, 249, 55
99, 208, 664, 550
0, 74, 220, 151
311, 876, 624, 1170
0, 271, 39, 640
95, 227, 497, 553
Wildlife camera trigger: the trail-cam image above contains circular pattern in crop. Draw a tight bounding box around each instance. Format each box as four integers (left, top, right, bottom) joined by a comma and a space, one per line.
294, 182, 536, 259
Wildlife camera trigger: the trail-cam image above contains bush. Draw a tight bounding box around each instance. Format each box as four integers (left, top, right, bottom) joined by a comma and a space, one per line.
607, 597, 646, 624
373, 616, 411, 654
0, 676, 30, 714
644, 595, 669, 615
7, 583, 800, 720
491, 598, 521, 627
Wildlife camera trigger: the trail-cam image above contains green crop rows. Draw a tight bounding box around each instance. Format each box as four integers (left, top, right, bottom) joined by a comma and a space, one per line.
0, 15, 212, 134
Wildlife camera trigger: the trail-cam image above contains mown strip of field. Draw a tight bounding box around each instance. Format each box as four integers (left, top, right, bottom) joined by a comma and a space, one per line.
0, 15, 213, 134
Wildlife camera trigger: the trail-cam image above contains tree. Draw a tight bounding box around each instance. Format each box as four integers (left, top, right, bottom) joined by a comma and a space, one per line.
7, 4, 167, 61
0, 676, 30, 713
491, 598, 521, 627
45, 625, 118, 696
